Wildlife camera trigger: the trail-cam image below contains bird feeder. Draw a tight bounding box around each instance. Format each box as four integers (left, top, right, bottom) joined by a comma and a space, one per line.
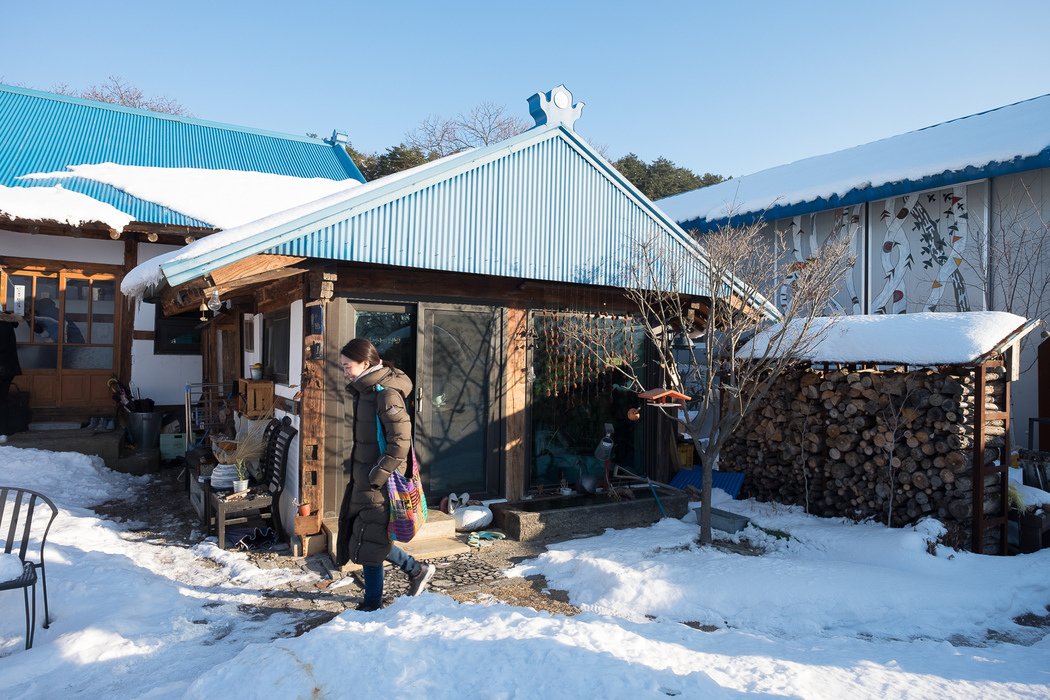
638, 388, 692, 408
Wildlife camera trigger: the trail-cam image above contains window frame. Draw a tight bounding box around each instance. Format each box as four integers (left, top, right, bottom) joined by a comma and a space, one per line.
262, 307, 291, 384
153, 305, 203, 356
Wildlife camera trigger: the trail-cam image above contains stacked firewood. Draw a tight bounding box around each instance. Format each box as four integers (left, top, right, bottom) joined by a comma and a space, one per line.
720, 365, 1008, 539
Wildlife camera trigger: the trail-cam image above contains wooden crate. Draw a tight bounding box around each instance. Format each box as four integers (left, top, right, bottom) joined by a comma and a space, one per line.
237, 378, 274, 418
294, 512, 322, 535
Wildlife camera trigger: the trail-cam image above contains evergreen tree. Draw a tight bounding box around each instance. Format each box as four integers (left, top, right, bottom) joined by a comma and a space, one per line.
344, 143, 431, 181
612, 153, 725, 200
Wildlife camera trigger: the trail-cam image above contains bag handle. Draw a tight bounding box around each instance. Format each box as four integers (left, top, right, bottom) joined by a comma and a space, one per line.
374, 383, 388, 453
374, 382, 417, 478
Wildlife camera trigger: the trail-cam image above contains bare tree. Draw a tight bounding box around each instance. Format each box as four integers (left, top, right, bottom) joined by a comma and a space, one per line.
961, 177, 1050, 373
614, 219, 854, 543
52, 76, 193, 116
874, 372, 920, 526
407, 100, 530, 157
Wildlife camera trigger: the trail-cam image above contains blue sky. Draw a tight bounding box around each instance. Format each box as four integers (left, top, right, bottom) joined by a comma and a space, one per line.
4, 1, 1050, 180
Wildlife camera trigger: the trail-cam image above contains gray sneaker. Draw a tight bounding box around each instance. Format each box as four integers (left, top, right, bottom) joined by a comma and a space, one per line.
406, 563, 435, 596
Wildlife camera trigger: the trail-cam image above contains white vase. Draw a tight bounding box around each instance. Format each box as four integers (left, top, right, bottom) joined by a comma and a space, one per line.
232, 479, 249, 492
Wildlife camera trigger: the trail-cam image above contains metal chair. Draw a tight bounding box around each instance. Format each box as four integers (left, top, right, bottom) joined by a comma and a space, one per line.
0, 486, 58, 650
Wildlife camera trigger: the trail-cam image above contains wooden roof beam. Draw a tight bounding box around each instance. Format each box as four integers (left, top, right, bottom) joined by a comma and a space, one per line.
159, 254, 310, 315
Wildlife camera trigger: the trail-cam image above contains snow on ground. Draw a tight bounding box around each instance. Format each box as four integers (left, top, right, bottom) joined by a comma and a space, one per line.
2, 445, 1049, 699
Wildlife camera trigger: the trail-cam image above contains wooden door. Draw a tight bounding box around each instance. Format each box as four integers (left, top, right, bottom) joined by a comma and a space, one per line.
2, 265, 121, 409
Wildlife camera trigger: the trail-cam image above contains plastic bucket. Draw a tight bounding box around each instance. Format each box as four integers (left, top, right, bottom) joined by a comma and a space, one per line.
128, 410, 163, 449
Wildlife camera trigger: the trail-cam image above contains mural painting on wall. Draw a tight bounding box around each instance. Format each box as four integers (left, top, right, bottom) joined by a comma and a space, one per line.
779, 205, 863, 315
873, 186, 972, 314
778, 185, 985, 316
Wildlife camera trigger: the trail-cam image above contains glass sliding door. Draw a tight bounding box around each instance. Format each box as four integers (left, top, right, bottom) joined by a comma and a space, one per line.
416, 304, 501, 498
324, 301, 417, 519
323, 298, 502, 520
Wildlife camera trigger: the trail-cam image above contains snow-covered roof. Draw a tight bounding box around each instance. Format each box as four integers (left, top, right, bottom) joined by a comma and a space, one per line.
0, 83, 364, 230
742, 311, 1033, 365
4, 164, 361, 231
0, 183, 134, 230
660, 93, 1050, 231
121, 155, 455, 295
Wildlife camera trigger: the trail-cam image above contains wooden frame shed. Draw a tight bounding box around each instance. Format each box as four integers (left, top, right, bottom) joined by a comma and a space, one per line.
722, 312, 1040, 554
126, 86, 718, 548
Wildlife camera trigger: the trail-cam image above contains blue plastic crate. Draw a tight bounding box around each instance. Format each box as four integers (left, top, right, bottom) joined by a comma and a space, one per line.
669, 469, 744, 499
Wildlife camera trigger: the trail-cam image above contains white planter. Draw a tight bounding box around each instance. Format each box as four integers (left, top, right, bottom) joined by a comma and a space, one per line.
232, 479, 249, 493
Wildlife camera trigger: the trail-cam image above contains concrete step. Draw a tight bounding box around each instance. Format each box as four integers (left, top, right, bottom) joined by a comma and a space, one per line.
414, 509, 457, 541
323, 509, 470, 573
399, 531, 470, 561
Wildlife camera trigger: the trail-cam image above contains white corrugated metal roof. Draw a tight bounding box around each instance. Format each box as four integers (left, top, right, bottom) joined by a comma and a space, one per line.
661, 93, 1050, 231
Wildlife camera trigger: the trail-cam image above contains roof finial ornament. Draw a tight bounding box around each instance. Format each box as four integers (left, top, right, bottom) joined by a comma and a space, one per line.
528, 85, 584, 130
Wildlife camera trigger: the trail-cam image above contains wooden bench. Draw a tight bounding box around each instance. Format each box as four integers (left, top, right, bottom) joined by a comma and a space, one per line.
209, 417, 297, 550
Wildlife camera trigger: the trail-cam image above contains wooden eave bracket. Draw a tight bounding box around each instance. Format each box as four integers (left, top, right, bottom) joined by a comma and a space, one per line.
159, 254, 310, 315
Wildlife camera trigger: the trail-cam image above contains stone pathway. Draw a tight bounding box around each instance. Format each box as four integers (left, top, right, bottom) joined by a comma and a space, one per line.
95, 465, 576, 631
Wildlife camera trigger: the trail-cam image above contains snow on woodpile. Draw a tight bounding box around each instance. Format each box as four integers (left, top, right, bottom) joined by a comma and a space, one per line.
742, 311, 1029, 366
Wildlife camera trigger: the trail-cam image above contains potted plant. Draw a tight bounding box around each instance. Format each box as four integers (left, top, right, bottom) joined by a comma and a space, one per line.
232, 462, 250, 493
211, 416, 269, 493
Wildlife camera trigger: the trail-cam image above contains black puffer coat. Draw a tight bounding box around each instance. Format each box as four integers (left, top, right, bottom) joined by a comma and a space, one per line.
335, 364, 414, 567
0, 321, 21, 377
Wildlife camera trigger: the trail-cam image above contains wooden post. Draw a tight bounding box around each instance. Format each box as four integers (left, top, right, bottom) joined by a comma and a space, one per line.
299, 298, 327, 535
504, 304, 528, 501
1040, 337, 1050, 450
118, 235, 138, 386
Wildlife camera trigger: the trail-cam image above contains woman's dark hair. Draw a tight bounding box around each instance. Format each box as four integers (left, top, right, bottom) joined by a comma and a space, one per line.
340, 338, 382, 367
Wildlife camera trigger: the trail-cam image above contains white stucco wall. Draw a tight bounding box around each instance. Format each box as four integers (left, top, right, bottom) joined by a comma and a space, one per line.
130, 243, 202, 406
2, 228, 125, 264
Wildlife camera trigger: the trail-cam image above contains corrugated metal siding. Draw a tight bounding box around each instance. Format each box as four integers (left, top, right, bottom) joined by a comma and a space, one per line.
269, 131, 701, 289
0, 85, 364, 215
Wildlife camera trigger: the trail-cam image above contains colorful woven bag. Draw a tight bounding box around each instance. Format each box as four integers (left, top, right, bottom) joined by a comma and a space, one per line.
386, 447, 427, 542
375, 386, 427, 542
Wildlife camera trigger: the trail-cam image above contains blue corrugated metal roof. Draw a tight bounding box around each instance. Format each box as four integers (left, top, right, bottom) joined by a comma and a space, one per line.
16, 175, 213, 227
0, 84, 364, 225
661, 92, 1050, 232
158, 124, 727, 298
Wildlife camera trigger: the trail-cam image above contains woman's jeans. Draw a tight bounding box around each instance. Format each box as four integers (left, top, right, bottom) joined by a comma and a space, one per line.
362, 544, 418, 603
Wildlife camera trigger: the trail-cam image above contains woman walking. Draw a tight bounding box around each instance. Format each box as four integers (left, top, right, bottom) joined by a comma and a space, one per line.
334, 338, 435, 611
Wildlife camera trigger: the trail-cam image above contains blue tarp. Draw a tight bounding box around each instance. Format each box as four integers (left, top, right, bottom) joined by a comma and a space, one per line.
669, 469, 745, 499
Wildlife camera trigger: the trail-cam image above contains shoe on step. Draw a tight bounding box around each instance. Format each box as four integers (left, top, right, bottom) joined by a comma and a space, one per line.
406, 563, 435, 596
86, 417, 99, 430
